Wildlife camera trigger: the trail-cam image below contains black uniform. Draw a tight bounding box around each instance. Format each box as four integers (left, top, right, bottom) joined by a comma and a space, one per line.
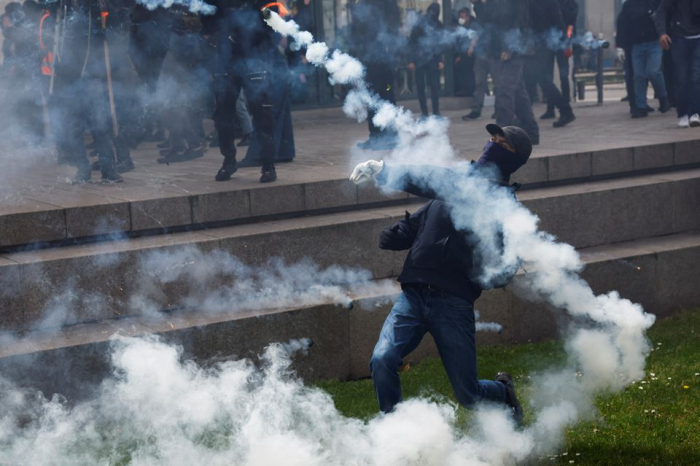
129, 5, 172, 142
207, 0, 292, 183
51, 0, 123, 181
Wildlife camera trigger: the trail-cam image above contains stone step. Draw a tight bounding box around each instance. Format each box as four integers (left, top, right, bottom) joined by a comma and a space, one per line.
2, 138, 698, 251
2, 169, 699, 332
0, 232, 697, 401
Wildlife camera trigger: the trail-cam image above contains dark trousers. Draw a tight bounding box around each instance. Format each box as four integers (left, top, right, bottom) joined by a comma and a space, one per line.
454, 54, 475, 96
472, 56, 496, 113
55, 78, 117, 174
415, 63, 440, 116
534, 48, 573, 116
493, 56, 540, 142
365, 63, 397, 139
370, 286, 506, 413
623, 47, 637, 113
549, 50, 571, 110
662, 49, 676, 108
214, 69, 276, 169
557, 50, 571, 103
670, 35, 700, 118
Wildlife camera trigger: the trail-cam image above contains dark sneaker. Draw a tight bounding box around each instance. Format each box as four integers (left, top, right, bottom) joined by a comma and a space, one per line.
540, 109, 556, 120
260, 165, 277, 183
71, 165, 91, 184
462, 110, 481, 120
237, 133, 252, 147
495, 372, 523, 425
631, 109, 648, 119
101, 169, 123, 183
215, 158, 237, 181
553, 113, 576, 127
658, 97, 672, 114
116, 159, 135, 173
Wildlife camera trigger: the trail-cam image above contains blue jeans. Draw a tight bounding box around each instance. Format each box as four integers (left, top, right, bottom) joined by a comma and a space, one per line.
671, 35, 700, 117
370, 285, 507, 413
632, 41, 667, 110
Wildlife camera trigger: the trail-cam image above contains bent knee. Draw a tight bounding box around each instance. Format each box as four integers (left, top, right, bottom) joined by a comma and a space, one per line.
370, 349, 401, 374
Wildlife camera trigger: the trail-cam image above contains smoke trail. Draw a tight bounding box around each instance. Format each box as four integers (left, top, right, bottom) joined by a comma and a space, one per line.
17, 246, 500, 333
266, 12, 655, 461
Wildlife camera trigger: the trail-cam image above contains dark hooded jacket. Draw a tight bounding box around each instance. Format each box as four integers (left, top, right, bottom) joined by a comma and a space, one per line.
655, 0, 700, 37
376, 163, 522, 303
618, 0, 662, 46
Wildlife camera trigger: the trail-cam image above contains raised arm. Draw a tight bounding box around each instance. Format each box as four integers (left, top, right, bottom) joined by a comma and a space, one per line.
349, 160, 464, 200
376, 164, 463, 201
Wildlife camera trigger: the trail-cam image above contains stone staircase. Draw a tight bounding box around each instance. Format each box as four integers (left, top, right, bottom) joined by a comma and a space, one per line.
0, 135, 699, 399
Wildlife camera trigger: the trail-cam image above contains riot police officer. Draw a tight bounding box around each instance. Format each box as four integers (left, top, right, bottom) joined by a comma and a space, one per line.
207, 0, 291, 183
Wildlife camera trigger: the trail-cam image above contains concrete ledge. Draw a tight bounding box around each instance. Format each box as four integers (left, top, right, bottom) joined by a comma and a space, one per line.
2, 142, 697, 249
0, 232, 697, 401
2, 171, 699, 330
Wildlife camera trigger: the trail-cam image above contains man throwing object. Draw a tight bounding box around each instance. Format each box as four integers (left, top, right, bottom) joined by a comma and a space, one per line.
349, 124, 532, 423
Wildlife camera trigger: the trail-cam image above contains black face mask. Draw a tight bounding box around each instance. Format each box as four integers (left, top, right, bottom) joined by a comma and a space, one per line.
477, 141, 524, 179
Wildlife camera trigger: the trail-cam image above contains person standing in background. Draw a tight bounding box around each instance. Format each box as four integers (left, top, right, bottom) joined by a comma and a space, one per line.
490, 0, 540, 144
620, 0, 670, 119
462, 0, 498, 121
408, 2, 444, 118
453, 7, 478, 98
529, 0, 576, 128
655, 0, 700, 128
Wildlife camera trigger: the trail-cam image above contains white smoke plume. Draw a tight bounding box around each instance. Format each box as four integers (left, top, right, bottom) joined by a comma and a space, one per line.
0, 336, 522, 465
265, 11, 656, 462
135, 0, 217, 15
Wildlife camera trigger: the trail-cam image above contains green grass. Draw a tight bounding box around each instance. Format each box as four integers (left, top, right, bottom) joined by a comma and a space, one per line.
316, 308, 700, 465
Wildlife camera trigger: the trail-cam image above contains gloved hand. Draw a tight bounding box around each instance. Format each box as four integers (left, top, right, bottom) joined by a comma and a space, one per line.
349, 159, 385, 184
616, 47, 625, 63
379, 225, 399, 248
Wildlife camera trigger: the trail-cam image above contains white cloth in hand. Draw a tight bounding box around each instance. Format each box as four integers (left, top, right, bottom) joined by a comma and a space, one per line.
349, 160, 385, 184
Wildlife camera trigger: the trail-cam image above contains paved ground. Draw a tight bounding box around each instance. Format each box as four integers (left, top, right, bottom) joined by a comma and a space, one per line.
0, 84, 696, 215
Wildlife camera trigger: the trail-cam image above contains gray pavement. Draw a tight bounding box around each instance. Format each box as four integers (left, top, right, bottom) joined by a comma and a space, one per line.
0, 93, 696, 217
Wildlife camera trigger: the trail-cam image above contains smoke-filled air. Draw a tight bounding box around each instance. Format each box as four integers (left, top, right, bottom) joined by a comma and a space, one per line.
0, 8, 657, 466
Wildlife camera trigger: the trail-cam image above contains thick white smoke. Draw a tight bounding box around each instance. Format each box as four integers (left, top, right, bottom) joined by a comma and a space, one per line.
265, 11, 656, 462
0, 336, 537, 465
